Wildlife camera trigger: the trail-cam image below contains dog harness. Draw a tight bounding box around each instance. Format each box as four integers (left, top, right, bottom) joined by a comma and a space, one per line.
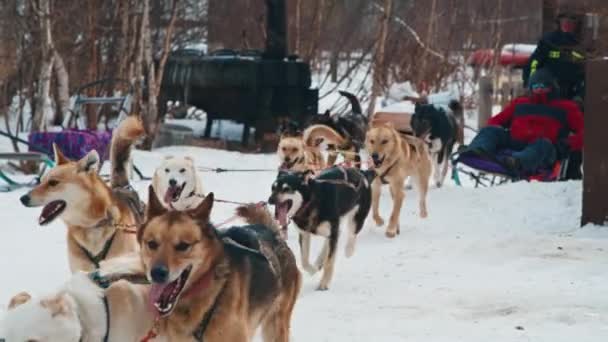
192, 286, 226, 341
78, 232, 117, 269
378, 160, 399, 185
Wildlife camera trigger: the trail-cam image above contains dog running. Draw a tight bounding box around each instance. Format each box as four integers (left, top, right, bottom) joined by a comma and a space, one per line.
19, 116, 145, 272
365, 122, 432, 237
277, 122, 326, 173
269, 166, 373, 290
410, 100, 463, 187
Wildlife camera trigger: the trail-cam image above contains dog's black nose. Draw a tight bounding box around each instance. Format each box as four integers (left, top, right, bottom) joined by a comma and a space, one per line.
150, 264, 169, 283
169, 179, 177, 187
20, 194, 30, 206
268, 195, 276, 205
371, 153, 379, 161
284, 156, 291, 162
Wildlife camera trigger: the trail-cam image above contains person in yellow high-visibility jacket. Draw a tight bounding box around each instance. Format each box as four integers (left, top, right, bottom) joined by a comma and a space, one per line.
523, 11, 585, 102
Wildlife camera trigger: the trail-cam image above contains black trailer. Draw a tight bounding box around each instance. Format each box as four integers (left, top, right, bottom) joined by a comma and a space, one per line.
159, 0, 318, 147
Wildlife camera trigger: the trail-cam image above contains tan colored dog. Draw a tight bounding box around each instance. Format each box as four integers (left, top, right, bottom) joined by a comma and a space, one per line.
365, 122, 432, 237
19, 116, 145, 272
277, 131, 325, 172
134, 187, 301, 341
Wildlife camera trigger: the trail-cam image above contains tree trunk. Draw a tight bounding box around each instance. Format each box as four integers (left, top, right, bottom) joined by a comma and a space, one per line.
86, 0, 99, 129
141, 0, 159, 149
53, 50, 70, 126
367, 0, 392, 118
32, 0, 54, 132
154, 0, 179, 98
294, 0, 302, 55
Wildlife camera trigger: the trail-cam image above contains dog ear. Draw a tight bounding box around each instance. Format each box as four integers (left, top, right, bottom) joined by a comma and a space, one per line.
53, 143, 70, 165
146, 185, 167, 220
8, 291, 31, 309
40, 292, 74, 318
189, 192, 214, 223
383, 121, 395, 129
77, 150, 100, 173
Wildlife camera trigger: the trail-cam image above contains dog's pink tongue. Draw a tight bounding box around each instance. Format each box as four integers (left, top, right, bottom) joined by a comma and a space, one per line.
164, 188, 175, 204
149, 283, 167, 309
275, 204, 288, 227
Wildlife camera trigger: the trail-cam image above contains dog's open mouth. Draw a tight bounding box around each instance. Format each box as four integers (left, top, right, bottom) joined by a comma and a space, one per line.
280, 159, 297, 170
372, 155, 386, 168
39, 200, 66, 225
274, 199, 293, 227
164, 182, 186, 204
149, 265, 192, 317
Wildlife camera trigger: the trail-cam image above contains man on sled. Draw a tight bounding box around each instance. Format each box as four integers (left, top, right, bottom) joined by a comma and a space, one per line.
460, 68, 583, 180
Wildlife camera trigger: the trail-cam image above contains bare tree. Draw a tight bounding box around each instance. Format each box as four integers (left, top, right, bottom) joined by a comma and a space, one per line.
367, 0, 392, 117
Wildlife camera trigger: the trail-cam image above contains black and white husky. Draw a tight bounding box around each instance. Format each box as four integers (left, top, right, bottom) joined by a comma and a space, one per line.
268, 166, 373, 290
410, 100, 464, 187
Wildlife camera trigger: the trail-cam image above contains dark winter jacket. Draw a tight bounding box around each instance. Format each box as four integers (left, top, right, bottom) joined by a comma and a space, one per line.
523, 30, 585, 96
488, 95, 583, 151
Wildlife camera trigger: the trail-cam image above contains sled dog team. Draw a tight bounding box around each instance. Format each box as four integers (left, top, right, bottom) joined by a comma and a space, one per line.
3, 92, 464, 341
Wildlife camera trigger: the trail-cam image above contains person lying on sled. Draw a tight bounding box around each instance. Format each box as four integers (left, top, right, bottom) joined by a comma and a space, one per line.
464, 68, 583, 175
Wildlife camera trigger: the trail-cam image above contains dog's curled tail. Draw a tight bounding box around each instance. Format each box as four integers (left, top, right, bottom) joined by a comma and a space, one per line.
236, 204, 280, 234
111, 115, 145, 188
303, 124, 347, 148
338, 90, 363, 115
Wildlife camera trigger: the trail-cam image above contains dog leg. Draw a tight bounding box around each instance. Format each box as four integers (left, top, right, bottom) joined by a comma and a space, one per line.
315, 239, 330, 269
414, 173, 429, 219
386, 180, 405, 238
433, 153, 443, 188
440, 154, 449, 187
344, 206, 360, 258
371, 179, 384, 226
317, 229, 339, 291
298, 232, 317, 275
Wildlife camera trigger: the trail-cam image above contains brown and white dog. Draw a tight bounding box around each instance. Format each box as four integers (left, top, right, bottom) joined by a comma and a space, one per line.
365, 122, 432, 237
19, 116, 145, 272
131, 187, 301, 341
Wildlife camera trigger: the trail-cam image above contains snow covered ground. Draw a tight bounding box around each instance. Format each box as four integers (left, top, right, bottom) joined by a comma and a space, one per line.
0, 144, 607, 341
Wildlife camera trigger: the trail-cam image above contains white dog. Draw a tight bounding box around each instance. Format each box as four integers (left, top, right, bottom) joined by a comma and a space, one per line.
2, 262, 152, 341
152, 155, 204, 211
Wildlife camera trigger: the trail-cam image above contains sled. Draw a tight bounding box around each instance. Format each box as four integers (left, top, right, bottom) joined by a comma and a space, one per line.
451, 148, 569, 188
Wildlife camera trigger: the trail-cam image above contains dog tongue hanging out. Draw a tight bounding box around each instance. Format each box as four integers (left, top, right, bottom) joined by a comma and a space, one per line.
19, 116, 145, 273
152, 155, 205, 211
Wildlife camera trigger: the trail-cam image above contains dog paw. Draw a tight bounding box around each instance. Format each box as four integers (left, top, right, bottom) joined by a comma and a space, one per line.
373, 215, 385, 226
316, 284, 329, 291
302, 264, 319, 276
345, 245, 355, 258
385, 228, 398, 238
420, 209, 428, 219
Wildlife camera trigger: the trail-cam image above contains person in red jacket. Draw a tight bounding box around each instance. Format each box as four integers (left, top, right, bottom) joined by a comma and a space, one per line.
465, 68, 583, 175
